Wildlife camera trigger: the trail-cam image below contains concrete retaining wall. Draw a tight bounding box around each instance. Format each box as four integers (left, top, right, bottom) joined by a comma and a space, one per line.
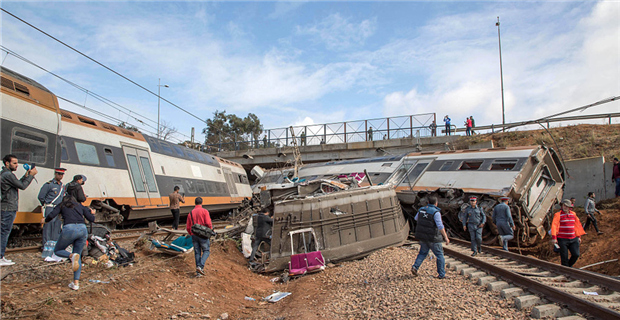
564, 157, 616, 207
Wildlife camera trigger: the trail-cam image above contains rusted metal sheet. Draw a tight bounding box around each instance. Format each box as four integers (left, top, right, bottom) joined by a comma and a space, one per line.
264, 185, 409, 272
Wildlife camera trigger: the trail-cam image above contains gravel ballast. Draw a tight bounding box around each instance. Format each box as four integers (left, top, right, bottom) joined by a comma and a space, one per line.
321, 245, 532, 319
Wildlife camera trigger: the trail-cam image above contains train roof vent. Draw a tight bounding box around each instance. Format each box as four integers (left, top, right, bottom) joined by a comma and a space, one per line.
1, 76, 15, 90
78, 116, 97, 126
14, 82, 30, 96
101, 123, 117, 131
120, 129, 135, 136
60, 111, 73, 119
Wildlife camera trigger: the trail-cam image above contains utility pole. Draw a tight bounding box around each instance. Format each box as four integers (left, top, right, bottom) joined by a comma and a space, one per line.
157, 78, 169, 139
496, 16, 506, 127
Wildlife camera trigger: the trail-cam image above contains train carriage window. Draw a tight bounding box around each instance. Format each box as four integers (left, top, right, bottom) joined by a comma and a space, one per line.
195, 181, 207, 194
148, 138, 161, 153
439, 161, 454, 171
75, 142, 100, 165
172, 145, 185, 158
139, 157, 158, 192
104, 148, 115, 167
11, 129, 47, 164
490, 159, 518, 171
186, 151, 197, 161
194, 152, 205, 162
459, 161, 483, 171
207, 182, 216, 194
160, 142, 174, 156
234, 174, 241, 184
407, 163, 429, 182
185, 181, 196, 193
172, 179, 185, 193
126, 155, 145, 192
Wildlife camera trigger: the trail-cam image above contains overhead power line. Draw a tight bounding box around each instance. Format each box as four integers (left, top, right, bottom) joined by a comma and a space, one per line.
1, 8, 207, 124
0, 46, 191, 141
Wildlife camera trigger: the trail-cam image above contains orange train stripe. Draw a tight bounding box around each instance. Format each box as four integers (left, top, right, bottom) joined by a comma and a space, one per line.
13, 196, 245, 224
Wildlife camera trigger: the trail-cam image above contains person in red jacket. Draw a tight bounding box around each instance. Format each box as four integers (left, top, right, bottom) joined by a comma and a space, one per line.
550, 199, 586, 267
186, 197, 212, 277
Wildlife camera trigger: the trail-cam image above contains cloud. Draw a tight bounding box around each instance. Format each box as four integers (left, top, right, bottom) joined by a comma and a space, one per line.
381, 2, 619, 126
296, 13, 377, 51
268, 2, 305, 20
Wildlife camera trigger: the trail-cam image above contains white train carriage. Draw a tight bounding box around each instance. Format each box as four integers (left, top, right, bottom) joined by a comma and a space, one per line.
1, 66, 251, 230
253, 145, 565, 246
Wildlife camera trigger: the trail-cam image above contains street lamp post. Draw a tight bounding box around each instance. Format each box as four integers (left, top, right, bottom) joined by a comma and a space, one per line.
496, 16, 506, 127
157, 78, 169, 139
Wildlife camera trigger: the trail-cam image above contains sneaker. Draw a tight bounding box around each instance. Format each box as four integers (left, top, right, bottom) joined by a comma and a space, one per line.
411, 266, 418, 277
198, 268, 205, 276
68, 282, 79, 290
597, 231, 604, 235
195, 273, 203, 278
436, 275, 446, 279
471, 252, 477, 257
497, 235, 503, 246
70, 253, 80, 272
0, 258, 15, 266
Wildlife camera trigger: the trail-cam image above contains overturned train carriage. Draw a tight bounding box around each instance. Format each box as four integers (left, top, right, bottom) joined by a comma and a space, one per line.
390, 146, 565, 246
253, 145, 565, 248
263, 185, 409, 272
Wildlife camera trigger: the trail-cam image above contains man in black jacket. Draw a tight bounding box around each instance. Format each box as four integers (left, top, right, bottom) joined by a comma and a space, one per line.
249, 208, 273, 263
66, 175, 87, 203
1, 154, 38, 266
410, 197, 450, 279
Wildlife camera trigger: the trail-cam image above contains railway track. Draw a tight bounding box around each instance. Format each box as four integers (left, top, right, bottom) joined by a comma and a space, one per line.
443, 238, 620, 320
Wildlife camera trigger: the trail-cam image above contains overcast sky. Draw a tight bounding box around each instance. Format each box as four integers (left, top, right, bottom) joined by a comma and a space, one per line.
2, 1, 618, 143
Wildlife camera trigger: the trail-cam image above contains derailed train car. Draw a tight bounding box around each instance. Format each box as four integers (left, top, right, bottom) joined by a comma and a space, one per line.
257, 180, 409, 272
254, 145, 565, 248
386, 146, 565, 245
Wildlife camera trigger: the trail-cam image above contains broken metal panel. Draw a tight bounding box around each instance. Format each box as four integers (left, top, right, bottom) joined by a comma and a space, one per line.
265, 185, 409, 272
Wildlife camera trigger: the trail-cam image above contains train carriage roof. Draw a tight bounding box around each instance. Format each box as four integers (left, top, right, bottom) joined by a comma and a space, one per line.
1, 66, 52, 93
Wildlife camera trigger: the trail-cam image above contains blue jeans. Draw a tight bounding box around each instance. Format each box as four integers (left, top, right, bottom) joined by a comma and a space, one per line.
1, 211, 17, 258
468, 224, 482, 252
412, 241, 446, 278
54, 224, 88, 280
192, 235, 210, 269
615, 178, 620, 197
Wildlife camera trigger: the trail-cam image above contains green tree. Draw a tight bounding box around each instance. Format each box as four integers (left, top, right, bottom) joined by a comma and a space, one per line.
202, 110, 263, 151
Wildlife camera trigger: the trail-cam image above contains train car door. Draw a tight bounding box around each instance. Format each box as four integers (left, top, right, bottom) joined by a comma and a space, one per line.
123, 146, 162, 206
222, 168, 239, 199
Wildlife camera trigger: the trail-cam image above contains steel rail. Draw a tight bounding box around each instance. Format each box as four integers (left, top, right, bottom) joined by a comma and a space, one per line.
445, 239, 620, 320
451, 238, 620, 292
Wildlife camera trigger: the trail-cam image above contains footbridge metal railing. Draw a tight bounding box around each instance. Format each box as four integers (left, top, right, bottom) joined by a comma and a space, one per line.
205, 111, 619, 152
207, 113, 436, 151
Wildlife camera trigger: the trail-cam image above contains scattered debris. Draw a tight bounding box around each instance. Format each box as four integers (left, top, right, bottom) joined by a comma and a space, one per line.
263, 291, 292, 303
